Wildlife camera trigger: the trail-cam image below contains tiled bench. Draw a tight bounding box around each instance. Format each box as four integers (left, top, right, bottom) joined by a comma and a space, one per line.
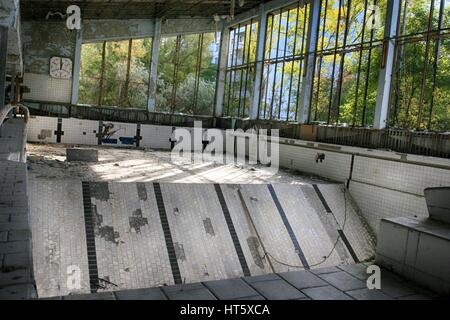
376, 216, 450, 296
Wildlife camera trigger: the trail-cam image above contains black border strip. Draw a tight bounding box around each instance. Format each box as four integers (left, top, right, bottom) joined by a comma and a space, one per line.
347, 154, 355, 189
268, 184, 309, 269
312, 184, 359, 263
135, 123, 142, 147
312, 184, 332, 213
54, 117, 64, 143
153, 183, 182, 285
97, 121, 103, 145
214, 184, 251, 277
338, 230, 359, 263
81, 182, 100, 293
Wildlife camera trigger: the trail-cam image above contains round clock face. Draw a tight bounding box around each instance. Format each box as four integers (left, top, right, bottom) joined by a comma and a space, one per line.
49, 56, 73, 79
61, 58, 73, 79
49, 57, 62, 78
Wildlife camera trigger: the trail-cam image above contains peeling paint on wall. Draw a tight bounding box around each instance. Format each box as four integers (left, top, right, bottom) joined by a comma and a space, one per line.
22, 21, 76, 75
82, 18, 221, 43
161, 18, 219, 37
82, 19, 155, 43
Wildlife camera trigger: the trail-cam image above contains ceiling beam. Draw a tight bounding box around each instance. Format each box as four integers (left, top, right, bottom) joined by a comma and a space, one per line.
20, 0, 263, 20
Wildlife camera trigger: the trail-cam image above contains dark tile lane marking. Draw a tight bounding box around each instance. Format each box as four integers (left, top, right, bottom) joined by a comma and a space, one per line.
312, 184, 359, 263
214, 184, 251, 277
153, 182, 183, 284
81, 182, 100, 293
268, 184, 310, 269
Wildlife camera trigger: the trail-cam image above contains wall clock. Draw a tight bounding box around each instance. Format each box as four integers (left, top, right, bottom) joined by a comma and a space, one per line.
49, 57, 73, 79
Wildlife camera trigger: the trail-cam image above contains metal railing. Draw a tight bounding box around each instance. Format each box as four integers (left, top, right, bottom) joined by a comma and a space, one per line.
24, 100, 215, 128
24, 100, 450, 158
316, 126, 450, 158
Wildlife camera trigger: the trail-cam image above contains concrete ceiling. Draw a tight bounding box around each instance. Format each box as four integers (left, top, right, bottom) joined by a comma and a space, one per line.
21, 0, 266, 20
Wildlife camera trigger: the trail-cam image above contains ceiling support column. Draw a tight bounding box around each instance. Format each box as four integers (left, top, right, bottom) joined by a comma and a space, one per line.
298, 0, 321, 124
249, 4, 268, 120
374, 0, 400, 129
147, 18, 162, 112
71, 29, 82, 105
214, 24, 230, 117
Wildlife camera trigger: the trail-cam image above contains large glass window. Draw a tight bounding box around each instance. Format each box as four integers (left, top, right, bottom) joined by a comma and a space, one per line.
78, 42, 103, 106
389, 0, 450, 130
79, 38, 152, 108
259, 2, 310, 121
311, 0, 387, 126
156, 32, 220, 116
224, 20, 259, 118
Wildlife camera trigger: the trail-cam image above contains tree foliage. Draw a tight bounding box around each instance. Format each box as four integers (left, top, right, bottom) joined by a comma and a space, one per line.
156, 33, 218, 115
78, 0, 449, 131
79, 38, 152, 109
